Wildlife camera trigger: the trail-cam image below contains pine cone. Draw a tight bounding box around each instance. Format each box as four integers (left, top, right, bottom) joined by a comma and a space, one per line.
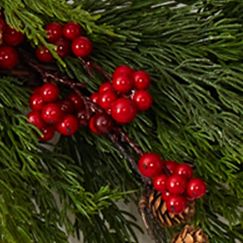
148, 190, 195, 227
172, 225, 209, 243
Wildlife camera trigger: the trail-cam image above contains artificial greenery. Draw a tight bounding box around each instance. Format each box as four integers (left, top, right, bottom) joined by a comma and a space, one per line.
0, 0, 242, 243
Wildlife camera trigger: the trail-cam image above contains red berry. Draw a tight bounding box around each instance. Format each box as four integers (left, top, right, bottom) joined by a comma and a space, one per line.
153, 175, 167, 192
39, 126, 55, 142
90, 92, 99, 104
113, 65, 133, 79
89, 115, 100, 134
99, 82, 113, 93
89, 113, 113, 135
112, 74, 133, 93
56, 115, 79, 136
3, 25, 24, 46
35, 46, 53, 63
71, 36, 93, 57
166, 175, 186, 195
138, 153, 163, 178
40, 83, 59, 102
175, 163, 193, 180
45, 22, 63, 43
133, 70, 151, 90
58, 99, 75, 114
164, 160, 178, 175
41, 103, 63, 124
166, 195, 187, 214
77, 110, 88, 126
63, 22, 81, 40
186, 178, 206, 200
0, 46, 18, 69
98, 91, 117, 110
27, 111, 46, 130
68, 92, 84, 111
161, 191, 172, 201
29, 93, 45, 111
111, 98, 137, 124
132, 90, 153, 111
55, 38, 70, 58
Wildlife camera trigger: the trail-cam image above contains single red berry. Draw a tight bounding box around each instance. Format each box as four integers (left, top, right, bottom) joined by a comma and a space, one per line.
111, 97, 137, 124
27, 111, 46, 130
71, 36, 93, 57
55, 38, 70, 58
45, 22, 63, 43
164, 160, 178, 175
89, 113, 113, 135
132, 90, 153, 111
58, 99, 75, 114
88, 115, 101, 135
138, 153, 163, 178
77, 109, 88, 126
99, 82, 113, 93
68, 92, 84, 111
56, 115, 79, 136
133, 70, 151, 90
0, 46, 18, 69
29, 93, 45, 111
39, 126, 55, 142
166, 195, 187, 214
161, 191, 172, 201
186, 178, 206, 200
153, 174, 167, 192
3, 25, 24, 46
63, 22, 82, 40
90, 92, 99, 104
113, 65, 133, 79
40, 83, 59, 102
98, 90, 117, 110
112, 74, 133, 93
175, 163, 193, 180
41, 103, 63, 124
35, 46, 53, 63
166, 175, 187, 195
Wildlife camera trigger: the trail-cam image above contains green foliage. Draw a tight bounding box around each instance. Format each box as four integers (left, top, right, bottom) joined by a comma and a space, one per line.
0, 0, 243, 243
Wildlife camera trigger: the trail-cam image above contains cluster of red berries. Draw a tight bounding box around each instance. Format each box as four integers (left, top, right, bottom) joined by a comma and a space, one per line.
27, 83, 84, 141
36, 22, 93, 63
90, 65, 153, 125
0, 14, 24, 69
138, 153, 206, 214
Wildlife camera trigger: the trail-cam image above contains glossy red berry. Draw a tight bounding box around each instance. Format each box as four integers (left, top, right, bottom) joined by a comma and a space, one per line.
56, 115, 79, 136
63, 22, 81, 40
166, 175, 187, 195
89, 115, 100, 134
40, 83, 59, 102
35, 46, 53, 63
161, 191, 172, 201
58, 99, 75, 114
77, 110, 88, 126
98, 91, 117, 110
71, 36, 93, 57
90, 92, 99, 104
153, 175, 167, 192
166, 195, 187, 214
133, 70, 151, 90
39, 126, 55, 142
111, 98, 137, 124
55, 38, 70, 58
68, 92, 84, 111
113, 65, 133, 79
0, 46, 18, 69
27, 111, 46, 130
164, 160, 178, 175
132, 90, 153, 111
186, 178, 206, 200
41, 103, 63, 124
3, 26, 24, 46
89, 113, 113, 135
138, 153, 163, 178
29, 93, 45, 111
45, 22, 63, 43
175, 163, 193, 180
99, 82, 113, 93
112, 74, 133, 93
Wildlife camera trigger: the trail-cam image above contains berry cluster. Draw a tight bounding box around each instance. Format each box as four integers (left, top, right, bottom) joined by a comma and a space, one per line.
27, 83, 83, 141
36, 22, 92, 63
0, 14, 24, 69
91, 65, 153, 125
138, 153, 206, 214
